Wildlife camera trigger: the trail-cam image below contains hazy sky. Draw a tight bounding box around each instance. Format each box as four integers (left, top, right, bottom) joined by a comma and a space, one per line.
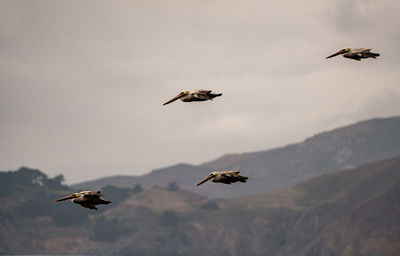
1, 0, 400, 183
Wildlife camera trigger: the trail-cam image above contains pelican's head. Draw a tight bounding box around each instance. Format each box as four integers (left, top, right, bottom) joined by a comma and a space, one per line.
196, 172, 217, 187
53, 192, 81, 202
163, 90, 189, 106
326, 48, 351, 59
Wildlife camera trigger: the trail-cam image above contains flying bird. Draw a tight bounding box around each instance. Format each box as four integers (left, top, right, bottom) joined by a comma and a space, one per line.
54, 190, 111, 210
163, 90, 222, 106
326, 48, 380, 61
196, 170, 248, 186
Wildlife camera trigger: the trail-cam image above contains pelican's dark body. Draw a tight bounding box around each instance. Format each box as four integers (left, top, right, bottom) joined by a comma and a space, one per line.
54, 190, 111, 210
326, 48, 380, 61
163, 90, 222, 105
181, 90, 222, 102
196, 170, 248, 186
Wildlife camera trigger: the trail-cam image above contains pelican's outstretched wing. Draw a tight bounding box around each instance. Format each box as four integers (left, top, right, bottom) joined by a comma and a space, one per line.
220, 170, 248, 183
351, 48, 379, 59
193, 90, 213, 100
352, 48, 368, 54
82, 191, 101, 199
196, 89, 212, 94
81, 190, 101, 195
220, 170, 240, 176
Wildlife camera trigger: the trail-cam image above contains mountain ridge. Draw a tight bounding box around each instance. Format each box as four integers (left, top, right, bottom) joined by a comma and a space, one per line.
73, 116, 400, 197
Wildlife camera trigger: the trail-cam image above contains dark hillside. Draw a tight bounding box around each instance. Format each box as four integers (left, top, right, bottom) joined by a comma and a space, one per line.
1, 156, 400, 255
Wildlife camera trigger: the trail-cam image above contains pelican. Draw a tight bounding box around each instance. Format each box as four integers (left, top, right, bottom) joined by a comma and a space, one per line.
54, 190, 111, 210
326, 48, 380, 61
163, 90, 222, 106
196, 170, 248, 186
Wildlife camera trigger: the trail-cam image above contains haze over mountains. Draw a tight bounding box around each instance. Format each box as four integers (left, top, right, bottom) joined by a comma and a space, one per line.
1, 115, 400, 255
74, 116, 400, 197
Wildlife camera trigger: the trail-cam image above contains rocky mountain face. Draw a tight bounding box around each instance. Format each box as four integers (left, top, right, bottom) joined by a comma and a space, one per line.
1, 156, 400, 256
74, 116, 400, 198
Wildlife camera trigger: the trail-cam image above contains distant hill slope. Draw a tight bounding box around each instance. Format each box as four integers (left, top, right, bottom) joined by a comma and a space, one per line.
2, 156, 399, 255
283, 156, 400, 256
74, 116, 400, 197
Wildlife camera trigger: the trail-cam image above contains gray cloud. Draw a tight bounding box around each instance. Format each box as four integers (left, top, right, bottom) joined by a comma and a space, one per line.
1, 0, 400, 183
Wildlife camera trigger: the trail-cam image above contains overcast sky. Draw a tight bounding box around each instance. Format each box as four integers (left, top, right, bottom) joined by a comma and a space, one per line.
1, 0, 400, 183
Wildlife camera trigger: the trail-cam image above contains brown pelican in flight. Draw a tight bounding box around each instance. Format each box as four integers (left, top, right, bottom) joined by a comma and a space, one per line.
54, 190, 111, 210
163, 90, 222, 106
326, 48, 380, 61
196, 170, 248, 186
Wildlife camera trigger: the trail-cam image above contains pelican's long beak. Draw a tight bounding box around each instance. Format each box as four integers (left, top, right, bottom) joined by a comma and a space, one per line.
54, 194, 78, 202
163, 93, 184, 106
196, 174, 214, 187
326, 49, 346, 59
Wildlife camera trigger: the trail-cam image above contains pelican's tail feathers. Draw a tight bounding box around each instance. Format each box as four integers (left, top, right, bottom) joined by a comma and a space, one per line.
365, 52, 380, 59
98, 199, 111, 204
238, 175, 248, 183
371, 52, 380, 58
210, 93, 222, 99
